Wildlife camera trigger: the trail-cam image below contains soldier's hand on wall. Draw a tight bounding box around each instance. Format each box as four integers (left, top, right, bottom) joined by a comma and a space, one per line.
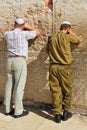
78, 35, 83, 43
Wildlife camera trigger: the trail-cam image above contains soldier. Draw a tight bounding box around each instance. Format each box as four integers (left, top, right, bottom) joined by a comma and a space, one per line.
46, 21, 82, 123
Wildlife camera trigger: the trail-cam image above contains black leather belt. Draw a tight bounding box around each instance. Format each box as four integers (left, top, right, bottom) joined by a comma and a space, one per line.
8, 55, 26, 59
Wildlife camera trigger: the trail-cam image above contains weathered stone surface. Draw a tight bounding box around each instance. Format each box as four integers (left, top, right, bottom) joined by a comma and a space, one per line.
0, 52, 7, 97
0, 0, 87, 113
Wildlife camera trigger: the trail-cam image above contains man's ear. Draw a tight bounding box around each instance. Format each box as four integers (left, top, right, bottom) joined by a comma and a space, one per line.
67, 28, 70, 32
22, 24, 26, 30
66, 28, 70, 34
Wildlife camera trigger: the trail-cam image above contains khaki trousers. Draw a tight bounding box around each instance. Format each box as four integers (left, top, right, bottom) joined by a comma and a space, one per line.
4, 58, 27, 115
49, 64, 72, 115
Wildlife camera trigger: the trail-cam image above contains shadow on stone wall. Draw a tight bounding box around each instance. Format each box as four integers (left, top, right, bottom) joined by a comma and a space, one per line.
0, 36, 7, 96
24, 39, 52, 104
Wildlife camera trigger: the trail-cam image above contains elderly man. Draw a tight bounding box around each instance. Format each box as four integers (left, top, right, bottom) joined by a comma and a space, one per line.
4, 18, 40, 118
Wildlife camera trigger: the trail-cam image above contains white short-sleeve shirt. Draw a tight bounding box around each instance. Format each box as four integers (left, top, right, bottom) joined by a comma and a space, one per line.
4, 28, 36, 59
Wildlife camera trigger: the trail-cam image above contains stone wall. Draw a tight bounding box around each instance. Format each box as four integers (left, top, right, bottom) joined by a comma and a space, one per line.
0, 0, 87, 113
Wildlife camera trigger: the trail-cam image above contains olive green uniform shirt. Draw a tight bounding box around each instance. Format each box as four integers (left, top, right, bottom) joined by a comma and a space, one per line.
46, 31, 80, 65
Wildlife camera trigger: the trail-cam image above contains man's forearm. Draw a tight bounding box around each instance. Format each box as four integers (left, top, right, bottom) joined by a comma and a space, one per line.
23, 24, 40, 37
70, 31, 83, 43
23, 24, 35, 31
69, 31, 78, 38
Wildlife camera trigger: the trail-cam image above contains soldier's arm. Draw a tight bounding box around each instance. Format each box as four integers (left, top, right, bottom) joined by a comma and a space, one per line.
69, 29, 83, 43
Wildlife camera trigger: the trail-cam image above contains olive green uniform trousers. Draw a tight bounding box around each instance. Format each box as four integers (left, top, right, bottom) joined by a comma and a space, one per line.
49, 64, 72, 115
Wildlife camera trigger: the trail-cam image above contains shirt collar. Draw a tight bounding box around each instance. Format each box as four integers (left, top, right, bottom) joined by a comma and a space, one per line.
14, 28, 21, 31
